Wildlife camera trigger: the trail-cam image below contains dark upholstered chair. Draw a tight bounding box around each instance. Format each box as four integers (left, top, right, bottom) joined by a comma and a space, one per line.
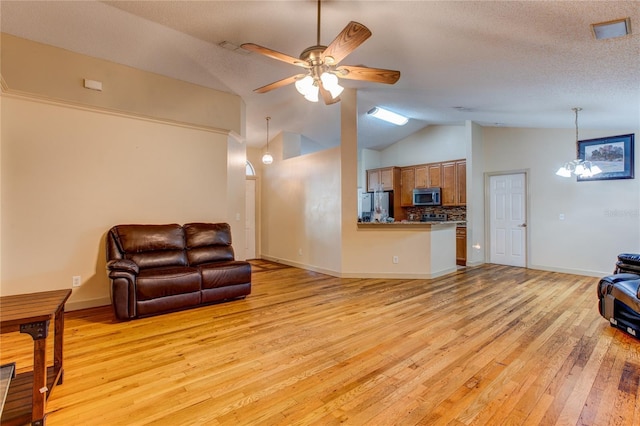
597, 253, 640, 338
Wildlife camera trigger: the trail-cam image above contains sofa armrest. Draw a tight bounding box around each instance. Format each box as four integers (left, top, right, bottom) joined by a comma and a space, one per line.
107, 259, 140, 275
598, 273, 640, 298
106, 259, 139, 320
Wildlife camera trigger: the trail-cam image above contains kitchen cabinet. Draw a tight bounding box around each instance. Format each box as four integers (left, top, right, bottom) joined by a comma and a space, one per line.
456, 226, 467, 266
400, 167, 416, 207
410, 163, 442, 189
427, 163, 442, 188
415, 165, 428, 188
367, 167, 399, 192
441, 160, 466, 206
456, 160, 466, 205
397, 160, 465, 208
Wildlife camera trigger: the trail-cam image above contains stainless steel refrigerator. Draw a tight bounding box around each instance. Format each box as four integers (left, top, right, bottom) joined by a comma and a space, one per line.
361, 191, 392, 221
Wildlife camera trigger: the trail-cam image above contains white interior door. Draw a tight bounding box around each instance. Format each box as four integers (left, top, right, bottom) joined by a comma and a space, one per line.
245, 179, 256, 260
489, 173, 527, 267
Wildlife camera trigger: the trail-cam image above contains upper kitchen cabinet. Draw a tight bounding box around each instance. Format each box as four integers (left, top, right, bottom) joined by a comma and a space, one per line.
413, 163, 441, 188
456, 160, 466, 205
427, 163, 442, 188
441, 160, 466, 206
400, 167, 416, 206
414, 165, 428, 188
367, 167, 400, 192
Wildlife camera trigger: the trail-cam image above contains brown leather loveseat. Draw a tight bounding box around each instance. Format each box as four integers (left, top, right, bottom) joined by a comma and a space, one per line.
106, 222, 251, 320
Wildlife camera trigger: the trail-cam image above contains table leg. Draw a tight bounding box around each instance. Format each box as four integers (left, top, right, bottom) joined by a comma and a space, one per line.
54, 307, 65, 384
20, 320, 49, 426
32, 337, 47, 425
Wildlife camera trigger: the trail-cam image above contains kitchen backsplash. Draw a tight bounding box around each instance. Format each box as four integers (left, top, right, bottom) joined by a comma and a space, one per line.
404, 205, 467, 221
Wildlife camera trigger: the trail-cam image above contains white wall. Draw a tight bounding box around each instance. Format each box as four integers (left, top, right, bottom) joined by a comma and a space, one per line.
483, 127, 640, 276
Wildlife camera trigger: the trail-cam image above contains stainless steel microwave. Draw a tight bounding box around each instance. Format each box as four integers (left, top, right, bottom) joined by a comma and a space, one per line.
413, 187, 441, 206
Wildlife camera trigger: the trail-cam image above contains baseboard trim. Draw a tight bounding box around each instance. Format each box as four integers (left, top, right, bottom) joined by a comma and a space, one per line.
259, 256, 458, 279
66, 297, 111, 312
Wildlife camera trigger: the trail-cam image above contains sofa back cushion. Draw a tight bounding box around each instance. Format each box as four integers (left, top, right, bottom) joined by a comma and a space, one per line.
109, 224, 187, 269
184, 222, 235, 265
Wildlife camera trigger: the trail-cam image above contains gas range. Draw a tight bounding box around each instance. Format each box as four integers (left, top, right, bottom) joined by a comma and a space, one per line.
420, 213, 447, 222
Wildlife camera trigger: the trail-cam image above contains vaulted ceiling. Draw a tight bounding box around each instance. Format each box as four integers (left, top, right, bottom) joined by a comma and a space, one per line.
2, 1, 639, 150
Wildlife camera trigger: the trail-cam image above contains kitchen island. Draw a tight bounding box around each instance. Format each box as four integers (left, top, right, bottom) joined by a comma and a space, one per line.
347, 221, 461, 279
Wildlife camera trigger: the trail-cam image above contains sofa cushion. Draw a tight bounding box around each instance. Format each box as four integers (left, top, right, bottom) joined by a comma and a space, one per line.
202, 283, 251, 304
136, 266, 201, 301
137, 293, 202, 318
199, 261, 252, 289
184, 223, 234, 265
113, 224, 187, 269
184, 222, 232, 247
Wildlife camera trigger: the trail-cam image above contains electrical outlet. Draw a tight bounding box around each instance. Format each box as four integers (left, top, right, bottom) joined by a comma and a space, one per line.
298, 248, 303, 256
72, 276, 82, 288
393, 256, 399, 264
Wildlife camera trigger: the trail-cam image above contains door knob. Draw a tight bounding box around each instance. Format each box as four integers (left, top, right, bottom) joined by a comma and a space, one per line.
518, 223, 527, 227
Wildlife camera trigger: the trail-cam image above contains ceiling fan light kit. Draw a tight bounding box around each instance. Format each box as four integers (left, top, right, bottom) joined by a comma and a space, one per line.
295, 75, 319, 102
241, 0, 400, 105
367, 107, 409, 126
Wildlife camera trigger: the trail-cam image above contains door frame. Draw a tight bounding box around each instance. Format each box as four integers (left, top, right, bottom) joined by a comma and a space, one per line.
484, 169, 531, 267
245, 176, 258, 260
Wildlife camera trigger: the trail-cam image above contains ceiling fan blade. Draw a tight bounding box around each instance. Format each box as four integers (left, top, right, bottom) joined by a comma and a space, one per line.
335, 65, 401, 84
318, 83, 340, 105
321, 21, 372, 65
254, 74, 305, 94
241, 43, 310, 68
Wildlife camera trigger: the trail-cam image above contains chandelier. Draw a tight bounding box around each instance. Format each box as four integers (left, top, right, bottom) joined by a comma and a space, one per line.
556, 107, 602, 178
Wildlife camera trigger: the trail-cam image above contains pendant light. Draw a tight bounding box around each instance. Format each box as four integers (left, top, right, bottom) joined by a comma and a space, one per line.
261, 117, 273, 165
556, 107, 602, 178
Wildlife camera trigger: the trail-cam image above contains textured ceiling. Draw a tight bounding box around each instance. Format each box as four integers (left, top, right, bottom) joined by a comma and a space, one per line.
2, 1, 639, 150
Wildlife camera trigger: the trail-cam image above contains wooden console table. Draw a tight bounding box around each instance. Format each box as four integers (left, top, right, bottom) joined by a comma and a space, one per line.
0, 289, 71, 426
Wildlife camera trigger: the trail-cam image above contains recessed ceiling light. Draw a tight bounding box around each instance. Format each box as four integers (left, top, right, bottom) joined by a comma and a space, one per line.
367, 107, 409, 126
591, 18, 631, 40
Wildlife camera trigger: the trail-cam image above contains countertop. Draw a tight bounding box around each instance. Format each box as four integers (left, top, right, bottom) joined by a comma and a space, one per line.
357, 220, 465, 229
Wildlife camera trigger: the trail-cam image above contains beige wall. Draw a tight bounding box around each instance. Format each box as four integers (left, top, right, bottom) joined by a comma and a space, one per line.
483, 127, 640, 276
1, 33, 241, 134
380, 125, 466, 167
260, 132, 342, 274
1, 35, 245, 310
466, 121, 485, 266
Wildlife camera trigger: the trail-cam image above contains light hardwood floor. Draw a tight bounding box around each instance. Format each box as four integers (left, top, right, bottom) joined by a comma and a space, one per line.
1, 261, 639, 425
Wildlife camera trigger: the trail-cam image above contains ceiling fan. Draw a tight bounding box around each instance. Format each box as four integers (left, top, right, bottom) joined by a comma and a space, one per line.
241, 0, 400, 105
